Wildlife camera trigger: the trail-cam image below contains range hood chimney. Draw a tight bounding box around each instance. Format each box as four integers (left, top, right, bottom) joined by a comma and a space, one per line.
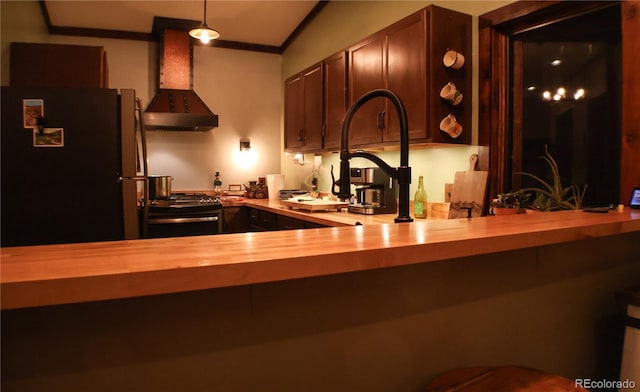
144, 29, 218, 131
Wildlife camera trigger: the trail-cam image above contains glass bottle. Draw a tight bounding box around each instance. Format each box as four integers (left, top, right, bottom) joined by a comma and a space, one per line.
213, 171, 222, 196
414, 176, 427, 219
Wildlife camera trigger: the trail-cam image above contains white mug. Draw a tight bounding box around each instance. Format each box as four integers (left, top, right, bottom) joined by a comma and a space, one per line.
443, 50, 465, 69
440, 82, 463, 106
439, 114, 463, 138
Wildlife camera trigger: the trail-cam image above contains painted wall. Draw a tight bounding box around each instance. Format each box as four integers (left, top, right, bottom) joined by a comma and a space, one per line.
0, 1, 282, 191
280, 0, 514, 201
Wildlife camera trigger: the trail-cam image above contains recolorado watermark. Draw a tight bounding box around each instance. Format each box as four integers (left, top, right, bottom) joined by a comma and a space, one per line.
575, 378, 636, 390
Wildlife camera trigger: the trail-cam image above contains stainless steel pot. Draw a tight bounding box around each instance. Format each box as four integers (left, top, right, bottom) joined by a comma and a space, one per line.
148, 175, 173, 199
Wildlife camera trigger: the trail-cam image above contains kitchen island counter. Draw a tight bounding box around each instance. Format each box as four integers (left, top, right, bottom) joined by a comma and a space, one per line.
2, 209, 640, 309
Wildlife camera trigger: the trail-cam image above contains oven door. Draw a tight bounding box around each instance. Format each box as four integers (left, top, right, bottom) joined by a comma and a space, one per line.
145, 208, 222, 238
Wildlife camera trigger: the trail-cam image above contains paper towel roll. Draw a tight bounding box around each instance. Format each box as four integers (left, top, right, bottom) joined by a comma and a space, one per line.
266, 174, 284, 200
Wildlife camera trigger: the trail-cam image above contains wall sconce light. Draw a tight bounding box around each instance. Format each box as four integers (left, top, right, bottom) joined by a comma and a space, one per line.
239, 139, 251, 151
234, 139, 256, 168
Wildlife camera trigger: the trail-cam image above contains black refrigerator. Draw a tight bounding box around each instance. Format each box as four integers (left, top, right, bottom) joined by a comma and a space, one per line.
1, 87, 140, 246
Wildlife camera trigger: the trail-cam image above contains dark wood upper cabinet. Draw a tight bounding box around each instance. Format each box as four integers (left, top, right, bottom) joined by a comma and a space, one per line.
285, 5, 472, 152
284, 63, 323, 152
10, 42, 108, 88
284, 73, 304, 151
302, 64, 324, 151
384, 10, 427, 142
384, 6, 472, 144
348, 6, 472, 148
323, 50, 348, 151
348, 32, 386, 147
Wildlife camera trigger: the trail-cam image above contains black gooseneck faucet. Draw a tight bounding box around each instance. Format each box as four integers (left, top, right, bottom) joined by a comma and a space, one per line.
332, 89, 413, 223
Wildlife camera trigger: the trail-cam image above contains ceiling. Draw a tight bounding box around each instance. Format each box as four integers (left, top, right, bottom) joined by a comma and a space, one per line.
42, 1, 324, 52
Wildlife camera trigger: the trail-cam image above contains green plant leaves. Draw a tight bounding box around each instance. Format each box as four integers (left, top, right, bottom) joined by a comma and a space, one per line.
516, 145, 587, 211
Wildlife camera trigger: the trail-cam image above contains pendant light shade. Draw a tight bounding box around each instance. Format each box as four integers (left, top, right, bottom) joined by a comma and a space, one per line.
189, 0, 220, 44
189, 25, 220, 44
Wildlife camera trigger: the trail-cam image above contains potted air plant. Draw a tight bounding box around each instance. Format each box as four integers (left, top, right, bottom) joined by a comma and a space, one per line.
517, 145, 587, 212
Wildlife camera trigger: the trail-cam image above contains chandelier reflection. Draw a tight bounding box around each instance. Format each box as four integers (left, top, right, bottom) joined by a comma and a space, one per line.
541, 87, 586, 102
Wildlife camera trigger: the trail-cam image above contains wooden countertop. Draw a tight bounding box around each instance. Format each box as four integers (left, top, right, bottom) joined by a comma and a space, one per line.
238, 198, 399, 226
2, 209, 639, 310
225, 198, 450, 225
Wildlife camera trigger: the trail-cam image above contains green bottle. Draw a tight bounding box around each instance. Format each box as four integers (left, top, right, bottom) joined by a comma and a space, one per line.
414, 176, 427, 219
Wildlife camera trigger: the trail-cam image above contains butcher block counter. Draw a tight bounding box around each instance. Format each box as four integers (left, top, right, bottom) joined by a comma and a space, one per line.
2, 208, 639, 310
227, 198, 451, 226
239, 198, 399, 226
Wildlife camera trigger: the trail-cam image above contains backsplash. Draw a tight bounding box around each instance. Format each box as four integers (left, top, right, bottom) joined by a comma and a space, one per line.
283, 145, 481, 203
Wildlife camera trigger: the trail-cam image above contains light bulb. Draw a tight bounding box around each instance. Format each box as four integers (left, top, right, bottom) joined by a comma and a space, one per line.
200, 31, 210, 44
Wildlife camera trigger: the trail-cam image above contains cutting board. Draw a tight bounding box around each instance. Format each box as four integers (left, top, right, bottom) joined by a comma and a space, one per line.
280, 198, 348, 212
448, 154, 488, 219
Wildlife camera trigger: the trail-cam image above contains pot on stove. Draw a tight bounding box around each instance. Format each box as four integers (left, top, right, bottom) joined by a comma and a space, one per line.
148, 175, 173, 199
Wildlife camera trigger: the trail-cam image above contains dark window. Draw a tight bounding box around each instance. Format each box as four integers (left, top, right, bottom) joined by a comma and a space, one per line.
510, 4, 622, 206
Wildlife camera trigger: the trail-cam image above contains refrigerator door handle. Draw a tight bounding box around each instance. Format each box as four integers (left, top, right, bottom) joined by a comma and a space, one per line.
136, 98, 150, 239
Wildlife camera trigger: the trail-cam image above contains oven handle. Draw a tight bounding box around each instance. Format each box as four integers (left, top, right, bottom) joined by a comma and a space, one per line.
148, 216, 219, 224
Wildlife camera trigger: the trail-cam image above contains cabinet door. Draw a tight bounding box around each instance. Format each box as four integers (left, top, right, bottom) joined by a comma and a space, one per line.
384, 10, 428, 142
301, 64, 323, 151
10, 43, 108, 88
247, 207, 261, 231
247, 208, 277, 231
277, 215, 306, 230
284, 64, 323, 152
323, 51, 348, 151
222, 206, 249, 233
284, 74, 304, 151
258, 210, 277, 231
348, 32, 385, 146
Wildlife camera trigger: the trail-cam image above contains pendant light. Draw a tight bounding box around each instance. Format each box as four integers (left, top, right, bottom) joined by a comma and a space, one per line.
189, 0, 220, 44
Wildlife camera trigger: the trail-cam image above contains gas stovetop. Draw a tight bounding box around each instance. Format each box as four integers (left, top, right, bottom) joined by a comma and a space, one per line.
142, 193, 223, 237
148, 193, 222, 209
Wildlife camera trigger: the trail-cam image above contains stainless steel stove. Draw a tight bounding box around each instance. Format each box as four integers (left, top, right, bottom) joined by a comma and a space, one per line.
143, 193, 223, 238
149, 193, 221, 208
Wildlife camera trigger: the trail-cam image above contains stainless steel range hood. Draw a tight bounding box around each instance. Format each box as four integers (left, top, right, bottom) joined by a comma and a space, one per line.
144, 28, 218, 131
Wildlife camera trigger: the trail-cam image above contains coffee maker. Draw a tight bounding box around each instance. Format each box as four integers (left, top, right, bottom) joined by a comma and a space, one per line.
348, 167, 397, 215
